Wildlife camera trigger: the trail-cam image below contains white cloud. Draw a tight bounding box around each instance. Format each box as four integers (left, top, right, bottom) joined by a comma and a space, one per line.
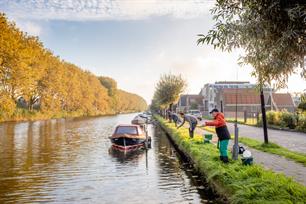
0, 0, 214, 21
14, 20, 43, 36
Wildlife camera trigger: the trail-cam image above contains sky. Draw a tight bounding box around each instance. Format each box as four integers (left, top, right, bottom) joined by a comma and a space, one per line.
0, 0, 305, 103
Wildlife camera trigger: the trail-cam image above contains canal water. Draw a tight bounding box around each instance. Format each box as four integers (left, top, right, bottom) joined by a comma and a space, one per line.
0, 113, 219, 203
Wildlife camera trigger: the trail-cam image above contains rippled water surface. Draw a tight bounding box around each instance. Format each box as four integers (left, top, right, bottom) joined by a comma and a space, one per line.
0, 113, 218, 203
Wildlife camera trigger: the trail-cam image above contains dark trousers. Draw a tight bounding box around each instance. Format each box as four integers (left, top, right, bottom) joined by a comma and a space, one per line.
189, 121, 197, 138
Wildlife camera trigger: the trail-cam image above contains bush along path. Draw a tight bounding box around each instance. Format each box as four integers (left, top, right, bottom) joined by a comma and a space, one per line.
155, 116, 306, 203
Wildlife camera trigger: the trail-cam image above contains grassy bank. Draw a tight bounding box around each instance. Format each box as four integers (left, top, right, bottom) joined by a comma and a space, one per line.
202, 127, 306, 166
239, 137, 306, 166
155, 115, 306, 203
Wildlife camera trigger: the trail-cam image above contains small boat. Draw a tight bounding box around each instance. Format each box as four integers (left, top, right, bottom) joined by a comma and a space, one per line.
131, 113, 152, 126
131, 116, 147, 126
110, 124, 149, 150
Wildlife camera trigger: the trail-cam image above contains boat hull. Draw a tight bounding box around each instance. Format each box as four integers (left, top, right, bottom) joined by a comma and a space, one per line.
111, 137, 146, 150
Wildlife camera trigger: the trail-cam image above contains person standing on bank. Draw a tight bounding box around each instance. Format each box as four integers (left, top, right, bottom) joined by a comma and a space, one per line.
177, 112, 201, 138
170, 112, 181, 127
203, 109, 231, 163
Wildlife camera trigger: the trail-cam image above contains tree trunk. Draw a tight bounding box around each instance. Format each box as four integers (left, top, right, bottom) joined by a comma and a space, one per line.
169, 103, 173, 122
260, 88, 269, 144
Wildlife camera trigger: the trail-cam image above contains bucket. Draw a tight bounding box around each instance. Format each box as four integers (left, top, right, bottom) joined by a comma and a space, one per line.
203, 134, 213, 143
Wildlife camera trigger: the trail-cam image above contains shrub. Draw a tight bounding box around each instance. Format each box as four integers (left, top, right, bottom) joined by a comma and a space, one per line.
266, 111, 274, 125
279, 111, 297, 129
266, 111, 281, 126
296, 115, 306, 132
263, 111, 299, 129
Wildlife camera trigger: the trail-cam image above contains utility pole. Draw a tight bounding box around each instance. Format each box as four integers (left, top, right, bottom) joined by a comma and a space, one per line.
232, 81, 239, 160
260, 87, 269, 143
220, 100, 223, 113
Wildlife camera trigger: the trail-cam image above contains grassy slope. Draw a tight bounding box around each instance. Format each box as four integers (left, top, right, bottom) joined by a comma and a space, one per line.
156, 116, 306, 204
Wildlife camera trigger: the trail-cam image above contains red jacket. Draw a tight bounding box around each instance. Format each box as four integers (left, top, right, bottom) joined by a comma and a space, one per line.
205, 112, 226, 127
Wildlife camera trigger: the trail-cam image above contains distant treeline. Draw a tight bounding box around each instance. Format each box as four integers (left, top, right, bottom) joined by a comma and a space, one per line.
0, 13, 147, 121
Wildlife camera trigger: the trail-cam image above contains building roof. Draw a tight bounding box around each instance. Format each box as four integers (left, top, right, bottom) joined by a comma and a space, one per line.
215, 81, 250, 85
222, 88, 262, 105
272, 93, 295, 107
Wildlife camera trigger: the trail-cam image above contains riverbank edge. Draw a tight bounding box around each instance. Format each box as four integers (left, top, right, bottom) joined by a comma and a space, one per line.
155, 118, 230, 203
0, 109, 141, 123
154, 115, 306, 203
202, 126, 306, 166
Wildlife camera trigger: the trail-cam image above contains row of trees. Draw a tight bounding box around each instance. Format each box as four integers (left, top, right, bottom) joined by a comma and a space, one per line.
0, 13, 146, 120
98, 76, 147, 112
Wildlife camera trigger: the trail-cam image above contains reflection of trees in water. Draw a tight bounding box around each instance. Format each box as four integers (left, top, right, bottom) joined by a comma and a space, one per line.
0, 123, 18, 202
108, 147, 146, 165
155, 126, 181, 173
0, 119, 83, 203
0, 122, 15, 176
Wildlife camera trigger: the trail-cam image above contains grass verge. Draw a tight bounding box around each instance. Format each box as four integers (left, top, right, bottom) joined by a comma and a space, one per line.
155, 115, 306, 203
239, 137, 306, 166
202, 127, 306, 166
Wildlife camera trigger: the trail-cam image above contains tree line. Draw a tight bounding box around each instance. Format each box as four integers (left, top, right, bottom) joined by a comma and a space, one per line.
0, 13, 147, 121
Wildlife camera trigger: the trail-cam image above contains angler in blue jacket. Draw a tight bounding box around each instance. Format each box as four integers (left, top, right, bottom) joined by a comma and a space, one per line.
170, 112, 181, 127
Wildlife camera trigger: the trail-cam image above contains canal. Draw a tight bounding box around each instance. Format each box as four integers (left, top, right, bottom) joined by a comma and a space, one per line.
0, 113, 219, 203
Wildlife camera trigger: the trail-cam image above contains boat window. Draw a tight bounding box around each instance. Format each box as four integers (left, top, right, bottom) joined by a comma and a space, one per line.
137, 127, 143, 134
116, 126, 138, 135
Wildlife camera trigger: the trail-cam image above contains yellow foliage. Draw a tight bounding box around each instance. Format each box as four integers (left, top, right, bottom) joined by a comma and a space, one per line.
0, 92, 16, 118
0, 13, 147, 121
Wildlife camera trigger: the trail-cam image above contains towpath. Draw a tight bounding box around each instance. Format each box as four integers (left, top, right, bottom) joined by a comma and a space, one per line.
226, 122, 306, 153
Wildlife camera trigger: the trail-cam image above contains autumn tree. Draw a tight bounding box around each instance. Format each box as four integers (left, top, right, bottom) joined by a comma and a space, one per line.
153, 73, 187, 114
98, 76, 118, 113
298, 92, 306, 112
98, 76, 117, 97
0, 13, 25, 101
0, 91, 16, 119
117, 90, 147, 113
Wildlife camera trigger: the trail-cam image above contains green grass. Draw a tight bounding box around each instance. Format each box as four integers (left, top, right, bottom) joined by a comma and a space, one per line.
202, 126, 306, 166
155, 115, 306, 204
239, 137, 306, 166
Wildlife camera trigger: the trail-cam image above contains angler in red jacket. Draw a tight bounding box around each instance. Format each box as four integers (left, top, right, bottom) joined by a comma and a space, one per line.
204, 109, 231, 163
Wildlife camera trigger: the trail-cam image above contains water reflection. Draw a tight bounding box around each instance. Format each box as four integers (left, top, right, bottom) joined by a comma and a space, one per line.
0, 114, 219, 203
0, 119, 84, 203
109, 147, 146, 164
